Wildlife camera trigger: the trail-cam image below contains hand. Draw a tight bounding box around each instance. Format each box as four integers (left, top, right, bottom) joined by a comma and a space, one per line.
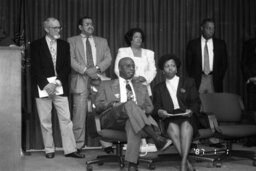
85, 67, 98, 79
43, 83, 57, 96
158, 109, 170, 118
185, 109, 193, 117
132, 76, 147, 83
107, 101, 121, 108
249, 77, 256, 84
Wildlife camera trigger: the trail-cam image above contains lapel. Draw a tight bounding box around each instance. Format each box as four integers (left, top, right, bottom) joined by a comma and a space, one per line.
162, 81, 175, 110
212, 38, 217, 71
176, 77, 183, 101
128, 47, 134, 57
94, 37, 99, 64
132, 81, 139, 101
77, 36, 87, 64
110, 79, 120, 100
42, 37, 55, 67
197, 38, 203, 68
176, 77, 187, 110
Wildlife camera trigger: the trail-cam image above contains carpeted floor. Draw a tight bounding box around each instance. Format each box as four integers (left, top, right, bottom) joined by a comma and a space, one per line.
23, 143, 256, 171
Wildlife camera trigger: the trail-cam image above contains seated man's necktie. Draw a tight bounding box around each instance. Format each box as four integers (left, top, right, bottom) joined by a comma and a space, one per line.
126, 81, 134, 101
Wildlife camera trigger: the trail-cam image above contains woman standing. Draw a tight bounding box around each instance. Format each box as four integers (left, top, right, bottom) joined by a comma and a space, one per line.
114, 28, 156, 96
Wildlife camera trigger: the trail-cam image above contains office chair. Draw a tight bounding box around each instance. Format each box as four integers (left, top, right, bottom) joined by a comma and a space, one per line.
200, 93, 256, 167
85, 85, 155, 171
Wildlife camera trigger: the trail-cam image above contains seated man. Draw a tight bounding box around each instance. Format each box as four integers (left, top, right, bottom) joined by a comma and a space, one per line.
95, 57, 172, 171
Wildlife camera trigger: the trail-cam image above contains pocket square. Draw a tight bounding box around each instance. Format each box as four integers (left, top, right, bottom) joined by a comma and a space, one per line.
114, 93, 120, 99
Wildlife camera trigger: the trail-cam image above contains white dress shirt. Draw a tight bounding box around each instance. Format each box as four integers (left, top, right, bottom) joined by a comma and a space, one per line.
46, 36, 57, 75
165, 75, 180, 109
119, 77, 137, 103
201, 36, 214, 72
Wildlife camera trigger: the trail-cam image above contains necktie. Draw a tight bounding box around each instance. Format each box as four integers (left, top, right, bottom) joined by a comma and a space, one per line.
126, 81, 134, 101
203, 40, 210, 75
86, 38, 94, 67
49, 40, 57, 75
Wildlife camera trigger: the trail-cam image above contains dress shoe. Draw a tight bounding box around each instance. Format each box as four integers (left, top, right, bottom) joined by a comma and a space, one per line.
128, 165, 138, 171
45, 152, 55, 159
65, 152, 85, 158
77, 148, 83, 153
128, 162, 138, 171
155, 137, 172, 151
103, 146, 114, 154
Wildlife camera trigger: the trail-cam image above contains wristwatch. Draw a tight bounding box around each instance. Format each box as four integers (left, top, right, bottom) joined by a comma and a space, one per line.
95, 65, 101, 73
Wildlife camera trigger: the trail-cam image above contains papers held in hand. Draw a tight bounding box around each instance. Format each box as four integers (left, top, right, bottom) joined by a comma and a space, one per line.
166, 109, 191, 116
37, 76, 63, 98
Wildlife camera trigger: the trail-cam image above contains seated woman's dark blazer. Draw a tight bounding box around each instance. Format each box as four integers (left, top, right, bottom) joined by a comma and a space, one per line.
153, 76, 201, 124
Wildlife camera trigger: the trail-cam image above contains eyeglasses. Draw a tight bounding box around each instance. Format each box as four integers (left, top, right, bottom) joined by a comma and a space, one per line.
49, 26, 62, 31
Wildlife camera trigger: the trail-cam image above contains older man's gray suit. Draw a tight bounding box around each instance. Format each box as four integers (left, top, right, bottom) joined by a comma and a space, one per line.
95, 79, 158, 163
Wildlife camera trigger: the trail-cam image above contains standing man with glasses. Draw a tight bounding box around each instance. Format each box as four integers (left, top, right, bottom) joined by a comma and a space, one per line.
30, 17, 84, 158
186, 18, 228, 94
68, 16, 112, 152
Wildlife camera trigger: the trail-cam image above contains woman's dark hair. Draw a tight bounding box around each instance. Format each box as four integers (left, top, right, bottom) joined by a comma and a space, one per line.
158, 54, 181, 70
124, 28, 145, 46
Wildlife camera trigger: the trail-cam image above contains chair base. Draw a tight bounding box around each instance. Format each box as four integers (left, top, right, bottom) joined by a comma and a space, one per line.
214, 149, 256, 167
85, 143, 156, 171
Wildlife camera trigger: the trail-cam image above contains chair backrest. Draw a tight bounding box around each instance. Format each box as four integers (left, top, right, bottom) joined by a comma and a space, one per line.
200, 93, 243, 122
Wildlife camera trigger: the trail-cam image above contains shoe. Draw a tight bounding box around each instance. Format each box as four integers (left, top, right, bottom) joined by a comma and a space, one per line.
65, 152, 85, 158
155, 137, 172, 151
128, 162, 138, 171
77, 148, 83, 153
103, 146, 114, 154
128, 165, 138, 171
45, 152, 55, 159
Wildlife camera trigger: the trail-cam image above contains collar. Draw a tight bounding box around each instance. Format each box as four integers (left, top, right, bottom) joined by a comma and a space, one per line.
119, 77, 132, 84
80, 34, 93, 38
46, 35, 56, 43
201, 36, 212, 43
166, 75, 179, 83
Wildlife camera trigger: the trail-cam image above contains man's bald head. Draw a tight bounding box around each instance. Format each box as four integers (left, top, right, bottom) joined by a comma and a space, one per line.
118, 57, 135, 80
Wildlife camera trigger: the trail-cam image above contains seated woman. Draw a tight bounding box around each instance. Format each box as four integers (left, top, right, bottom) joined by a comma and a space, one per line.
153, 54, 200, 171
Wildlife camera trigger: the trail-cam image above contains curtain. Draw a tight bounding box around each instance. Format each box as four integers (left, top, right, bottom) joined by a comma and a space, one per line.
1, 0, 256, 149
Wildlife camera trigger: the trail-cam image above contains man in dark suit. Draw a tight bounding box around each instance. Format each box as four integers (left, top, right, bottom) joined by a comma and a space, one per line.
95, 57, 172, 171
241, 38, 256, 111
68, 16, 112, 151
30, 17, 84, 159
186, 18, 228, 93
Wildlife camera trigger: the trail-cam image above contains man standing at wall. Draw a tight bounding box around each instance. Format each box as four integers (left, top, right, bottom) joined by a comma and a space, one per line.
68, 16, 112, 151
30, 17, 84, 158
186, 18, 228, 93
